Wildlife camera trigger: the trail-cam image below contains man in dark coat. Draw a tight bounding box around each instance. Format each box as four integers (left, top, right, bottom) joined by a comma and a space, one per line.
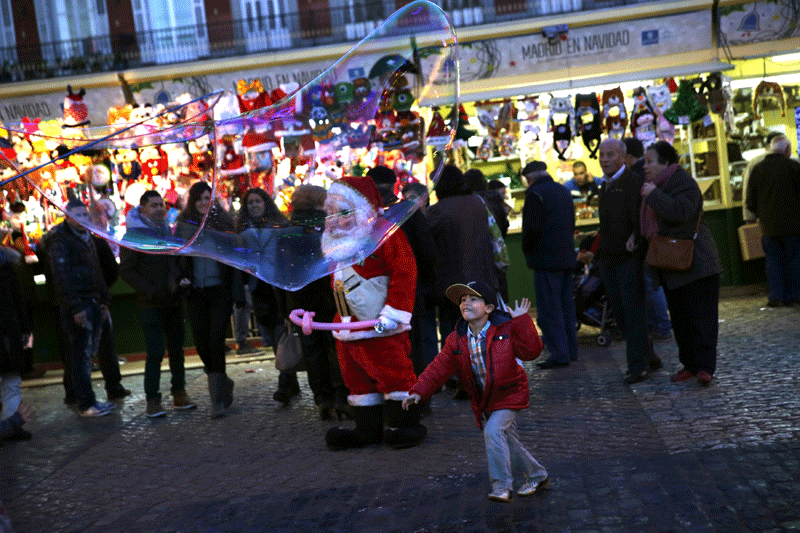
120, 190, 195, 418
427, 165, 499, 348
597, 139, 660, 384
368, 165, 438, 375
44, 199, 116, 417
521, 160, 578, 368
745, 136, 800, 307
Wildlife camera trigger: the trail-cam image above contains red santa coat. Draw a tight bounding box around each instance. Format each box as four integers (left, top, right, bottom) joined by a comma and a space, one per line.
332, 230, 418, 401
410, 312, 543, 428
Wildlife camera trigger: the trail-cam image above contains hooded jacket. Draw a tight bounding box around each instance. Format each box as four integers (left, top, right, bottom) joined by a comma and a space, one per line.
119, 207, 182, 309
409, 311, 543, 428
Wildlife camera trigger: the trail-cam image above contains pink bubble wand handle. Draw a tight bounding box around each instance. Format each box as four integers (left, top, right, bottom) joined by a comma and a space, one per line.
290, 309, 381, 336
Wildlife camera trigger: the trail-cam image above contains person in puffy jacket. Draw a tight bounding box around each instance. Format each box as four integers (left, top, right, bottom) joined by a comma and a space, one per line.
403, 281, 549, 503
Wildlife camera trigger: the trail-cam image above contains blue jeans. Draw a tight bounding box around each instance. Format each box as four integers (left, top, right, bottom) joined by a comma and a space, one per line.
60, 302, 103, 411
534, 269, 578, 363
762, 235, 800, 303
645, 267, 672, 335
484, 409, 548, 492
140, 307, 186, 400
0, 373, 22, 420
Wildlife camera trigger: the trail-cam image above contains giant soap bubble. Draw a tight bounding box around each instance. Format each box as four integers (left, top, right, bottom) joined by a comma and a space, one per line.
0, 0, 458, 290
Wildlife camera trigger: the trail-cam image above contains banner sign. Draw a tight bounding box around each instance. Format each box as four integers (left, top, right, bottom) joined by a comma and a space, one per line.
1, 10, 713, 126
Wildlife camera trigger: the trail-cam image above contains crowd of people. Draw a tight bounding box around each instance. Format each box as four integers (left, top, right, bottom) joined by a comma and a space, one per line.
11, 134, 783, 500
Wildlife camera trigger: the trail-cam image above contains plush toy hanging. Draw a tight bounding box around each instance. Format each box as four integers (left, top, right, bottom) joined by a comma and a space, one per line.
236, 78, 271, 113
218, 136, 246, 176
392, 76, 422, 156
601, 87, 627, 139
753, 80, 786, 118
426, 106, 447, 138
647, 83, 675, 144
630, 87, 656, 149
702, 72, 728, 115
574, 93, 601, 158
665, 79, 708, 125
547, 95, 575, 161
63, 85, 90, 127
451, 104, 476, 144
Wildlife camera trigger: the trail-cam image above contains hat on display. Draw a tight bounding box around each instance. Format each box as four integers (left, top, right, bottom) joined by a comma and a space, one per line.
521, 160, 547, 176
446, 280, 498, 308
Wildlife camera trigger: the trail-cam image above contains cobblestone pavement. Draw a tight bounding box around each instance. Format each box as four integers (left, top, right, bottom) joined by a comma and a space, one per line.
2, 292, 800, 533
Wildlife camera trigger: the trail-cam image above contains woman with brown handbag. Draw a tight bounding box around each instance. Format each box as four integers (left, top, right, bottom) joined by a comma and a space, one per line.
640, 141, 722, 386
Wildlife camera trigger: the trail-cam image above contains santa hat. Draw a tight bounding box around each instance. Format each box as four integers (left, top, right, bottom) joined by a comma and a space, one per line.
242, 127, 278, 152
63, 85, 90, 127
218, 138, 247, 176
328, 175, 384, 215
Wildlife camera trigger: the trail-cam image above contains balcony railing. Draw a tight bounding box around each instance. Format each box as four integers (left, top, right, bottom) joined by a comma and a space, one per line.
0, 0, 653, 84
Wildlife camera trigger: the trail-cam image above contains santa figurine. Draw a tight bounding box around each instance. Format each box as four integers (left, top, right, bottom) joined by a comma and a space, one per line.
321, 176, 426, 450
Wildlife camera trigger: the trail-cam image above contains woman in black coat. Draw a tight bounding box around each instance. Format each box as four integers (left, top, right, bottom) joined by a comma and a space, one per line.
640, 141, 722, 386
175, 181, 237, 417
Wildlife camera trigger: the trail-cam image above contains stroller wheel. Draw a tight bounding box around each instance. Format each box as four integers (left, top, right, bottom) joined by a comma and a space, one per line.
611, 328, 624, 341
596, 333, 612, 347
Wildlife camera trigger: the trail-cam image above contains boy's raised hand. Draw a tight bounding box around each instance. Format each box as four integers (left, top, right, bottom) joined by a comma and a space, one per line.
509, 298, 531, 318
402, 394, 421, 410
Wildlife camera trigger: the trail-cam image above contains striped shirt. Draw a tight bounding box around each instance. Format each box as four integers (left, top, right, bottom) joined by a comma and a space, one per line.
467, 321, 490, 394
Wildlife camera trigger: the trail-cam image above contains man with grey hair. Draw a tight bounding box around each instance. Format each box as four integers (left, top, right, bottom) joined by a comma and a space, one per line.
742, 132, 787, 222
746, 135, 800, 307
597, 138, 660, 384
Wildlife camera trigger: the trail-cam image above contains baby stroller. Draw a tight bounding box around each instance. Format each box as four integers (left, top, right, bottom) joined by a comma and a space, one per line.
574, 260, 622, 347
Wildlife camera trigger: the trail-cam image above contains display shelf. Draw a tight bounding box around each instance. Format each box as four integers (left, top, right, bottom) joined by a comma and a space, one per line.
672, 113, 732, 207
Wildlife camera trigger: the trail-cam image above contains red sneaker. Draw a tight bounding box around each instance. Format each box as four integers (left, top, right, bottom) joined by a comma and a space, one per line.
697, 371, 713, 386
670, 369, 696, 382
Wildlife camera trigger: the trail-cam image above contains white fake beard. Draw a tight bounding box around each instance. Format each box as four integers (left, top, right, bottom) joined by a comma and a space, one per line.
321, 218, 372, 263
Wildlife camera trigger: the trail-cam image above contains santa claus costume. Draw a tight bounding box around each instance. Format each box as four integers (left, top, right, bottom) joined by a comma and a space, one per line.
322, 176, 426, 450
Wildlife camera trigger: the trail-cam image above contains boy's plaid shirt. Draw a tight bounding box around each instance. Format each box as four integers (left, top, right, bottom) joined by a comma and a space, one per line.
467, 321, 491, 395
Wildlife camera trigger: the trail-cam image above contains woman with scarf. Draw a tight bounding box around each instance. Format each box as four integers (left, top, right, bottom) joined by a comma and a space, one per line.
640, 141, 722, 386
175, 181, 237, 417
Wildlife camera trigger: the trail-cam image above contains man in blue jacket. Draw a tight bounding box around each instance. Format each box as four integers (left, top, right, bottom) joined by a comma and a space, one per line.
520, 161, 578, 368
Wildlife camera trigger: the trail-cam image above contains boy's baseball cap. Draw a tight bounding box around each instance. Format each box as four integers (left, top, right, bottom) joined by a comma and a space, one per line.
446, 281, 498, 308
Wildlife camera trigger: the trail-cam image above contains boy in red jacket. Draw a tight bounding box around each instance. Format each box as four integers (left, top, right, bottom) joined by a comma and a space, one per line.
403, 281, 548, 502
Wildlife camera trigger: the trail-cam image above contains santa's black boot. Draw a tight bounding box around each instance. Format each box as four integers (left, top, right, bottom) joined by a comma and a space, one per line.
325, 404, 384, 450
383, 399, 427, 449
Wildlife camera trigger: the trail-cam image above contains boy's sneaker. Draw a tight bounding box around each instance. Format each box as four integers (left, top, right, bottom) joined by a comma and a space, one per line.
146, 399, 167, 418
517, 477, 550, 496
173, 391, 197, 410
80, 402, 115, 417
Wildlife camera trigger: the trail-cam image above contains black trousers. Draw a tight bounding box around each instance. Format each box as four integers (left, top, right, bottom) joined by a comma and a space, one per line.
186, 285, 232, 374
664, 274, 720, 375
